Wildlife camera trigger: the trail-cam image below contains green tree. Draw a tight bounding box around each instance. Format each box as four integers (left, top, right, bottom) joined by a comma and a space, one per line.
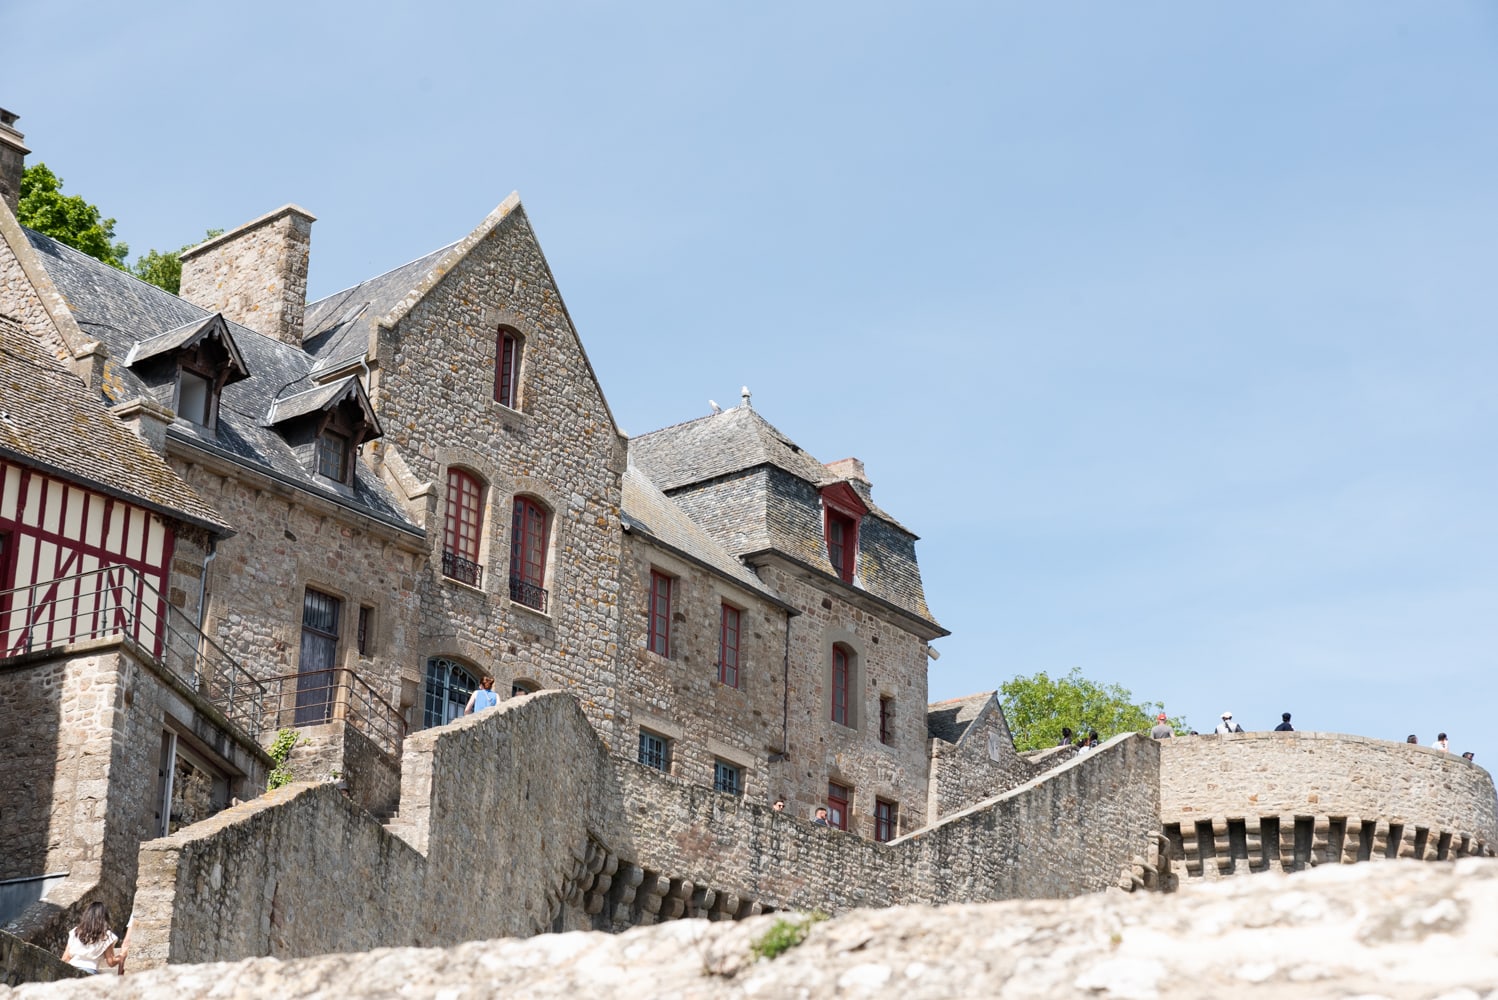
17, 163, 128, 268
132, 229, 223, 294
999, 667, 1187, 751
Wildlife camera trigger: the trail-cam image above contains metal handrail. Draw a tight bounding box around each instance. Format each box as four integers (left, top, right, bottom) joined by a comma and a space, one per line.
0, 565, 269, 748
260, 667, 406, 759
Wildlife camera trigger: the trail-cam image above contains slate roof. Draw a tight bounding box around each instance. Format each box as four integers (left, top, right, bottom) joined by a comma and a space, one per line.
629, 405, 940, 630
21, 230, 420, 536
0, 313, 231, 533
302, 244, 456, 371
927, 692, 997, 745
125, 315, 246, 381
621, 465, 789, 608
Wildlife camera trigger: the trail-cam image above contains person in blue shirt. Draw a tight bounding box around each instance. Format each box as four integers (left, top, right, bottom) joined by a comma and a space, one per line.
464, 676, 498, 716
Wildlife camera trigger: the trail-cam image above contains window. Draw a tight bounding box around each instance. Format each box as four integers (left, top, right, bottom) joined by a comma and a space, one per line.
356, 605, 374, 656
443, 469, 484, 587
648, 570, 672, 657
875, 799, 897, 843
494, 329, 521, 408
713, 759, 742, 795
510, 496, 549, 611
424, 657, 479, 729
177, 369, 212, 426
827, 781, 850, 831
831, 644, 851, 726
296, 589, 341, 725
511, 679, 538, 698
638, 729, 671, 771
316, 429, 350, 483
718, 603, 740, 687
826, 510, 856, 582
879, 696, 894, 745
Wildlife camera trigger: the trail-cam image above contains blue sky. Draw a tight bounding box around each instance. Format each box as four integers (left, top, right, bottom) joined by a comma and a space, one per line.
7, 2, 1496, 760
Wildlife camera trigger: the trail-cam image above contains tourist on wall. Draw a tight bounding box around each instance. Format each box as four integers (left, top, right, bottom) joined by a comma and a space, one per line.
1432, 733, 1450, 752
1057, 727, 1073, 747
772, 799, 785, 812
61, 902, 121, 975
1274, 713, 1294, 732
812, 807, 829, 827
1215, 711, 1244, 735
463, 676, 498, 715
1462, 751, 1475, 761
1151, 713, 1173, 739
1407, 735, 1419, 744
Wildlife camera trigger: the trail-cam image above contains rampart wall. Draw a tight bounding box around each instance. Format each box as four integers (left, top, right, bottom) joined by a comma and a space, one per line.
1160, 732, 1497, 879
127, 693, 1163, 970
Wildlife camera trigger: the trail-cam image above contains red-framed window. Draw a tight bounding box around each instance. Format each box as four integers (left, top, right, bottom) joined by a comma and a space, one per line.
494, 329, 520, 408
879, 696, 894, 745
827, 781, 850, 831
443, 469, 484, 586
875, 799, 897, 843
718, 603, 740, 687
826, 510, 856, 582
831, 644, 851, 726
648, 570, 672, 656
510, 496, 549, 610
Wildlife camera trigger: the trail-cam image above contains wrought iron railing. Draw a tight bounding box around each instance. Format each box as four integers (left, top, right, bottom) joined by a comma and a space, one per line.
441, 550, 483, 588
509, 575, 548, 613
0, 565, 269, 747
261, 667, 407, 759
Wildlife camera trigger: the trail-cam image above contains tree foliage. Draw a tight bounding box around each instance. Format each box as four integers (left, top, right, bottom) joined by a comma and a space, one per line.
131, 229, 223, 295
17, 164, 129, 268
999, 667, 1187, 751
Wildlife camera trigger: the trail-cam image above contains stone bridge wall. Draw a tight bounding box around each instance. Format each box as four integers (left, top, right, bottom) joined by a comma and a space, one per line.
1160, 732, 1498, 880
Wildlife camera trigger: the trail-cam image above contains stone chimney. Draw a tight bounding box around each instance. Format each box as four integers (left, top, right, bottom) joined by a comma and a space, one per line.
0, 109, 30, 216
825, 457, 869, 485
179, 204, 315, 347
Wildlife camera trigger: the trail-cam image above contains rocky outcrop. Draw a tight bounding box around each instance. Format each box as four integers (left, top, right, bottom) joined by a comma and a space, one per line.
6, 858, 1497, 999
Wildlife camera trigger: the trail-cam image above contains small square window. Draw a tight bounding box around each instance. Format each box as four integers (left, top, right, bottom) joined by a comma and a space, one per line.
638, 729, 671, 772
317, 429, 350, 482
713, 759, 742, 796
177, 369, 212, 426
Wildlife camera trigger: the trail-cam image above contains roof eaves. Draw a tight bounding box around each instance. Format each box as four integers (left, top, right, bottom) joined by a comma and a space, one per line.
739, 547, 949, 640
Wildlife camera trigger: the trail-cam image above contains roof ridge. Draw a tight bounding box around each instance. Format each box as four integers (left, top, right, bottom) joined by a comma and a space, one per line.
305, 240, 460, 310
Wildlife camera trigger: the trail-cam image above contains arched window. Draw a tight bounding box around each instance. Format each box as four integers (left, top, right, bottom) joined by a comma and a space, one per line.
443, 468, 485, 587
831, 643, 852, 726
510, 496, 549, 612
494, 328, 523, 408
424, 656, 480, 729
511, 678, 539, 697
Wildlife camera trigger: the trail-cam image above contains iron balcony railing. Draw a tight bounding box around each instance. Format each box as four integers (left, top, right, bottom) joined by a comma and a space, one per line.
0, 565, 269, 748
441, 550, 483, 588
261, 667, 406, 760
509, 575, 548, 613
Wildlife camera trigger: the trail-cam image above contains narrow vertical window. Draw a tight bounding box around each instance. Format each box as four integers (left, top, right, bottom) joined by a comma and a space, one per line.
509, 497, 549, 611
718, 603, 740, 687
494, 329, 520, 407
296, 588, 341, 725
827, 781, 850, 832
648, 570, 672, 656
831, 644, 850, 726
356, 605, 374, 656
316, 429, 350, 482
875, 799, 897, 843
825, 510, 857, 582
442, 469, 484, 587
879, 696, 894, 745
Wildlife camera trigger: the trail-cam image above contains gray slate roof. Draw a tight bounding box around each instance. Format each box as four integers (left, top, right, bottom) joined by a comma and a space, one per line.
630, 406, 939, 629
22, 230, 420, 536
302, 244, 456, 372
0, 313, 231, 533
621, 465, 787, 607
927, 691, 998, 745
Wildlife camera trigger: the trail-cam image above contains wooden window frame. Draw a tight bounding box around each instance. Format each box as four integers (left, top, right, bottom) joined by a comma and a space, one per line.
509, 496, 550, 611
827, 781, 850, 832
316, 428, 350, 483
718, 603, 740, 687
713, 759, 742, 795
443, 469, 485, 587
638, 729, 671, 771
648, 570, 672, 657
494, 329, 521, 408
831, 644, 851, 726
875, 798, 897, 843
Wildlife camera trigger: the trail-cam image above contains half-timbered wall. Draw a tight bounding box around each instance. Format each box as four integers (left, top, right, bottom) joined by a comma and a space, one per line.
0, 459, 174, 656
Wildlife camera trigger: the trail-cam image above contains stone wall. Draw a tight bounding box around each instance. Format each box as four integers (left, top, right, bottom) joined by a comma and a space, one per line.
927, 698, 1043, 821
0, 642, 266, 954
0, 929, 84, 987
286, 721, 401, 820
179, 206, 313, 347
128, 693, 1161, 970
1160, 732, 1498, 879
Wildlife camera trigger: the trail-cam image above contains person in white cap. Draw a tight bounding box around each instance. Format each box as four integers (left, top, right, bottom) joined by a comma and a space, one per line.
1215, 711, 1244, 735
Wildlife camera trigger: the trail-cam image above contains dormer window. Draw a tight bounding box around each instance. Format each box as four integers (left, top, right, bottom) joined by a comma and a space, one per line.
316, 428, 350, 482
820, 481, 869, 585
125, 314, 248, 433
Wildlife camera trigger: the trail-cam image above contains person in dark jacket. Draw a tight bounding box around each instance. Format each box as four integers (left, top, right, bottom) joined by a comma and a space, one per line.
1274, 712, 1294, 732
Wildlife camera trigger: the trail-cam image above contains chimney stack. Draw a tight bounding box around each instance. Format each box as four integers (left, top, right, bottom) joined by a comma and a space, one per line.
179, 204, 315, 347
824, 457, 870, 485
0, 109, 30, 216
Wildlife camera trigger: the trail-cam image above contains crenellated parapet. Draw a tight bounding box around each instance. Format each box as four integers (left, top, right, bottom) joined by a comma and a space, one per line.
1160, 732, 1497, 881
